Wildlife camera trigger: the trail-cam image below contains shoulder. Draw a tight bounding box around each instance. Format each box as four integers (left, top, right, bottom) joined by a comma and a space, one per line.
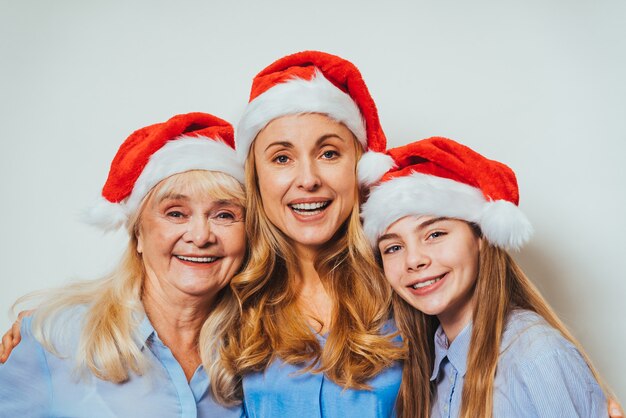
0, 316, 53, 412
500, 310, 574, 362
28, 304, 89, 354
381, 318, 403, 343
495, 310, 606, 415
499, 310, 593, 377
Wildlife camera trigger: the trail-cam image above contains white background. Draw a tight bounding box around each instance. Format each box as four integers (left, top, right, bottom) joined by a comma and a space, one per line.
2, 0, 624, 402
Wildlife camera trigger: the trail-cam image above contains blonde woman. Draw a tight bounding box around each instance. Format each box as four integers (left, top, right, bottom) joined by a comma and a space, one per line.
0, 113, 246, 417
219, 51, 405, 417
361, 137, 612, 417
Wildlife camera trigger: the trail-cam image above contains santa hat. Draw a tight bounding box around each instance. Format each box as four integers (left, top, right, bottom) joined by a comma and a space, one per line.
361, 137, 533, 250
236, 50, 394, 186
84, 112, 244, 232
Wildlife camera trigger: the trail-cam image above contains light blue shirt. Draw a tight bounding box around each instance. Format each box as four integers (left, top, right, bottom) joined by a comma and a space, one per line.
430, 309, 607, 417
0, 311, 242, 418
242, 322, 403, 418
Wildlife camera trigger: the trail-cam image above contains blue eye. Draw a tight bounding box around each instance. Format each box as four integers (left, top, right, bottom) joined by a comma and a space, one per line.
216, 212, 234, 220
166, 211, 185, 218
383, 245, 402, 254
274, 155, 290, 164
210, 209, 243, 226
321, 150, 338, 159
428, 231, 446, 240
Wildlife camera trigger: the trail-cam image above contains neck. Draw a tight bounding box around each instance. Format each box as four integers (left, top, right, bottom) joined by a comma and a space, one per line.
293, 243, 332, 333
438, 296, 475, 343
142, 281, 215, 349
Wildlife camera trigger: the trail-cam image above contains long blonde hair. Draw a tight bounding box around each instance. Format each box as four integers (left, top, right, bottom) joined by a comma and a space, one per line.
394, 232, 607, 418
14, 171, 245, 401
222, 139, 405, 390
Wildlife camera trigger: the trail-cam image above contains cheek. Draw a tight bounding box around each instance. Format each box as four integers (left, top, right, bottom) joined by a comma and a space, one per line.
382, 261, 402, 286
257, 168, 291, 203
224, 227, 247, 258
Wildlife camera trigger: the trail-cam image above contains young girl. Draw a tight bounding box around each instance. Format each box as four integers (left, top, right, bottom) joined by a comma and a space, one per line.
361, 137, 608, 417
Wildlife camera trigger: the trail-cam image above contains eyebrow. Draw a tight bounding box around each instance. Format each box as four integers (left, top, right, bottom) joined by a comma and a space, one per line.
263, 134, 346, 152
377, 216, 450, 245
158, 193, 189, 203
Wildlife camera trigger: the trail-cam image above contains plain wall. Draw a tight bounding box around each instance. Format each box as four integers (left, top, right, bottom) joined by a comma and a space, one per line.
2, 0, 624, 402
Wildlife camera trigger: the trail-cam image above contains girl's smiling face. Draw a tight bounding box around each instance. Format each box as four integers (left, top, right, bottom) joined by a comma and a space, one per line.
379, 216, 481, 338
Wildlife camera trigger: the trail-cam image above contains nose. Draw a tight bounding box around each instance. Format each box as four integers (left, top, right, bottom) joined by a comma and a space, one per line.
405, 244, 430, 272
184, 216, 216, 247
296, 159, 321, 191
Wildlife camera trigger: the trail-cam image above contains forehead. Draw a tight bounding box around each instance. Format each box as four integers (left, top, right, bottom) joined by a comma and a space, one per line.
384, 215, 435, 234
255, 114, 355, 147
151, 179, 243, 209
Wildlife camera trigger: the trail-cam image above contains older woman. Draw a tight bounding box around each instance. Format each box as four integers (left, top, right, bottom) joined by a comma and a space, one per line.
0, 112, 245, 417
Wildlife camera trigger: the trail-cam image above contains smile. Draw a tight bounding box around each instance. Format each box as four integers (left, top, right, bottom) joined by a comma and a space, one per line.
409, 274, 445, 289
288, 201, 330, 216
175, 255, 218, 263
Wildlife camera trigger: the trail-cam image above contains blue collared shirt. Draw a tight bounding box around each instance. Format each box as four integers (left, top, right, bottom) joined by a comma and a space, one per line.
242, 322, 403, 418
430, 309, 607, 417
0, 310, 242, 418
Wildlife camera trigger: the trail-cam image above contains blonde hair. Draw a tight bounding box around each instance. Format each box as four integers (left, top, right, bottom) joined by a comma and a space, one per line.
393, 230, 607, 418
221, 138, 405, 391
14, 170, 245, 398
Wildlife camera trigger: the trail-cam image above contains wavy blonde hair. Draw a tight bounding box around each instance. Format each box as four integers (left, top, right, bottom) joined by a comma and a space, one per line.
393, 230, 607, 418
221, 139, 406, 391
14, 170, 245, 405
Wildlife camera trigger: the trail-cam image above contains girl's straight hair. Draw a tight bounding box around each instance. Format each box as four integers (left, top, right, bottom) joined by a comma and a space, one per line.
394, 233, 607, 418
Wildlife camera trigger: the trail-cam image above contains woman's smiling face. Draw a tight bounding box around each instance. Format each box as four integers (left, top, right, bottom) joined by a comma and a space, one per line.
379, 216, 481, 332
253, 113, 358, 254
137, 175, 246, 300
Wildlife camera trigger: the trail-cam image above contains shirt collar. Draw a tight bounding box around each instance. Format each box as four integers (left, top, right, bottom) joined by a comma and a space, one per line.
430, 321, 472, 381
136, 312, 157, 350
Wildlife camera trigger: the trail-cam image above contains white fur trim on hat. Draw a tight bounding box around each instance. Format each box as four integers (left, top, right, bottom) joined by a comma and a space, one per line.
236, 70, 366, 163
357, 151, 396, 187
83, 136, 244, 231
81, 196, 130, 232
361, 172, 533, 250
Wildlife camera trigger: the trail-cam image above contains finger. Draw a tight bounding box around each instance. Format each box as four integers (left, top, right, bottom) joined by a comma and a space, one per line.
17, 309, 34, 320
609, 398, 624, 418
0, 333, 10, 363
11, 319, 22, 345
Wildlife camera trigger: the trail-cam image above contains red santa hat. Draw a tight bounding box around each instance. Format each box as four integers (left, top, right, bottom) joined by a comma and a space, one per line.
84, 112, 244, 231
236, 50, 394, 185
361, 137, 533, 250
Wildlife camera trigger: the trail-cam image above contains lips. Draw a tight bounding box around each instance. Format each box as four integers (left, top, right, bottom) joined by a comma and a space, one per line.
288, 200, 331, 216
175, 255, 218, 264
407, 273, 447, 291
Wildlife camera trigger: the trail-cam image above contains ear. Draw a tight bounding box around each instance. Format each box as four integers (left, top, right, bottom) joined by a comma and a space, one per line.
478, 236, 485, 252
136, 228, 143, 254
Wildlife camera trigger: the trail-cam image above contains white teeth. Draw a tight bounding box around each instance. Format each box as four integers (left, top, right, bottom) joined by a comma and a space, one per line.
176, 255, 217, 263
290, 202, 329, 210
412, 277, 441, 289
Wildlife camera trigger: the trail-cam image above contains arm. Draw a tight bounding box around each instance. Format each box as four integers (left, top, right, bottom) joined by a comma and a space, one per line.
507, 347, 607, 417
0, 316, 51, 416
0, 309, 34, 363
